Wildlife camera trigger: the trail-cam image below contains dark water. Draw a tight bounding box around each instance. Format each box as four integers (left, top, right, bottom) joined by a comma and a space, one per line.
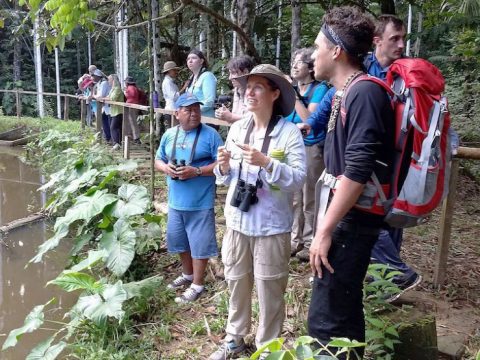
0, 150, 75, 359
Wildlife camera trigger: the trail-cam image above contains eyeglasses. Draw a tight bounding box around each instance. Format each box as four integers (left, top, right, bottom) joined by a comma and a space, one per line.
291, 60, 309, 67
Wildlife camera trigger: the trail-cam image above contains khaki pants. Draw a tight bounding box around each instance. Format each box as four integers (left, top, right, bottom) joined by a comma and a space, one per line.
291, 143, 325, 250
222, 228, 290, 348
124, 107, 140, 140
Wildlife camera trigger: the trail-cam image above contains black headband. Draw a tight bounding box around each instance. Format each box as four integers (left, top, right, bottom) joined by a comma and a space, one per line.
321, 23, 358, 56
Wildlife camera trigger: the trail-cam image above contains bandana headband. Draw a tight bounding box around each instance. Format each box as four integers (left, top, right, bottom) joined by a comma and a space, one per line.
321, 23, 356, 56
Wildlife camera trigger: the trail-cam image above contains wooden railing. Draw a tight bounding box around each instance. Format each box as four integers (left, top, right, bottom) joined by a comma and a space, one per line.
1, 88, 479, 287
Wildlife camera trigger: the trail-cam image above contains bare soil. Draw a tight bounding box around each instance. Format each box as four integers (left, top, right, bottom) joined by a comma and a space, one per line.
152, 172, 480, 359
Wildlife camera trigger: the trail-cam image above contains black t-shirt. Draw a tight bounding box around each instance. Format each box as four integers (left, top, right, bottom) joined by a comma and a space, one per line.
324, 80, 395, 227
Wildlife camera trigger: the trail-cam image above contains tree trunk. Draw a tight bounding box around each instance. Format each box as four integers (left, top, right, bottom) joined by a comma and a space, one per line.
236, 0, 254, 55
76, 40, 81, 79
291, 0, 301, 54
151, 0, 162, 95
380, 0, 396, 14
275, 0, 282, 68
414, 11, 423, 57
13, 1, 21, 84
33, 16, 44, 118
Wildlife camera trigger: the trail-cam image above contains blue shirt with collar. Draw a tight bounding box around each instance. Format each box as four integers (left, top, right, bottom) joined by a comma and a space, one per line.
364, 52, 389, 80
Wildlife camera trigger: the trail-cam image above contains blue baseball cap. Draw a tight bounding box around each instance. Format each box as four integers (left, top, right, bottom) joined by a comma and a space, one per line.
174, 93, 204, 110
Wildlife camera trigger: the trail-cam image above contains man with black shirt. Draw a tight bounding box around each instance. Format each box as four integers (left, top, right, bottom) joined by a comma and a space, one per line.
307, 7, 395, 356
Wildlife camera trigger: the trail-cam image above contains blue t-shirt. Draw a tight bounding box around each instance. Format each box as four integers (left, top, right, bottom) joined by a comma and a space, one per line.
306, 87, 336, 143
285, 82, 329, 146
364, 53, 389, 80
156, 124, 223, 211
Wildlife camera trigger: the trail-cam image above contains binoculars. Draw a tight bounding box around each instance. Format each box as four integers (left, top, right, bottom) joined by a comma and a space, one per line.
170, 159, 186, 181
230, 179, 259, 212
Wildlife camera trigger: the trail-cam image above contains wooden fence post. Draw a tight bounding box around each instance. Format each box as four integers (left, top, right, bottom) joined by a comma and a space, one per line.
63, 96, 70, 120
96, 101, 103, 142
80, 99, 86, 130
15, 90, 21, 118
433, 158, 460, 286
124, 136, 130, 159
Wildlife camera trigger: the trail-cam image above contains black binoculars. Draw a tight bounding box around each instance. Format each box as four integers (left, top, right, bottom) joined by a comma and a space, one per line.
170, 159, 186, 181
230, 179, 259, 212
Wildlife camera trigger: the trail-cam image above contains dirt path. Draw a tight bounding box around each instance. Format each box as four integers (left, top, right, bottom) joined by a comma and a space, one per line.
150, 171, 480, 359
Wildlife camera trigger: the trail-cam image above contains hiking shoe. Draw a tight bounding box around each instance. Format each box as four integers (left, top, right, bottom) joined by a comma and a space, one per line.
386, 273, 422, 303
112, 143, 121, 150
208, 339, 246, 360
174, 286, 203, 303
167, 275, 192, 290
290, 242, 303, 256
296, 248, 310, 262
133, 138, 142, 145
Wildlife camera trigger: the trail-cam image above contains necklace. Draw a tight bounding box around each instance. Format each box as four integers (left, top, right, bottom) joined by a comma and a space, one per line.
299, 80, 314, 86
179, 131, 189, 149
327, 71, 364, 133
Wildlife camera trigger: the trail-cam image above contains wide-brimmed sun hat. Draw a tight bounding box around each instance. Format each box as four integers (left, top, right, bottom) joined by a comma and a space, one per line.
236, 64, 296, 117
162, 61, 181, 73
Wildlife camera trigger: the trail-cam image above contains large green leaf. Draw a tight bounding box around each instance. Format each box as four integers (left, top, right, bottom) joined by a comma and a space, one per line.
75, 281, 127, 324
112, 184, 150, 218
101, 160, 138, 174
63, 168, 99, 194
70, 232, 94, 256
29, 223, 69, 264
47, 272, 102, 293
25, 336, 67, 360
67, 249, 108, 273
99, 219, 136, 276
55, 190, 118, 231
2, 299, 54, 350
123, 275, 163, 300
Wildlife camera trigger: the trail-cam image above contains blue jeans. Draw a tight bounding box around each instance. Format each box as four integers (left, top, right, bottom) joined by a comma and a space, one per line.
308, 222, 379, 358
370, 228, 416, 279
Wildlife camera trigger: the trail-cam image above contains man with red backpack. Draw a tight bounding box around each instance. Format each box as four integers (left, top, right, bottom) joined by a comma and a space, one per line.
364, 15, 422, 301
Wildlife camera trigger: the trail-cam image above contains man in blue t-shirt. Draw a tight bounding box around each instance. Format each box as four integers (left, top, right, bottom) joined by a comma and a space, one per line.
285, 48, 329, 261
155, 93, 223, 303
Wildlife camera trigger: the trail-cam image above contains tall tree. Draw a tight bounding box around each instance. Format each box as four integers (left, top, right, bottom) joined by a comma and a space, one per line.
291, 0, 301, 53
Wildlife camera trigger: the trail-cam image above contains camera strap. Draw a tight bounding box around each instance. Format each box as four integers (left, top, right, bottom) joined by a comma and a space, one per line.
237, 115, 280, 184
170, 124, 203, 165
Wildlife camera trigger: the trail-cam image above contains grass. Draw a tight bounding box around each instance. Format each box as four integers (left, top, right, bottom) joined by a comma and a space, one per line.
0, 115, 83, 134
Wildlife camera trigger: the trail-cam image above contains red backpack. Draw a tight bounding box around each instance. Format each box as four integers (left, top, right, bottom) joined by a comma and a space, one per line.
341, 58, 452, 228
137, 88, 148, 106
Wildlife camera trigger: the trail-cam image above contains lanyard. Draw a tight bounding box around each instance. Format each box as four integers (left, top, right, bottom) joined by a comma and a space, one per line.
170, 124, 202, 165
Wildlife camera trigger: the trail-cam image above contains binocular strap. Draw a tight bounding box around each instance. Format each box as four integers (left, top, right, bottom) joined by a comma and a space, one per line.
170, 124, 203, 165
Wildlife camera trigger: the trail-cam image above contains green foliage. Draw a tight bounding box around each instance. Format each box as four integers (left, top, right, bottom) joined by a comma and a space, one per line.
25, 337, 67, 360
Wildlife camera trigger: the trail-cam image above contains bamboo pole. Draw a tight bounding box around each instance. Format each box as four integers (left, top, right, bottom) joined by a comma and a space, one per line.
15, 90, 21, 118
433, 159, 460, 286
148, 2, 156, 201
80, 99, 86, 129
63, 96, 70, 120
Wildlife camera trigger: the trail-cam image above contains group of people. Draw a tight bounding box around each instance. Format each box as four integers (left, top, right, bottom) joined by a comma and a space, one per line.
77, 67, 143, 149
155, 7, 422, 359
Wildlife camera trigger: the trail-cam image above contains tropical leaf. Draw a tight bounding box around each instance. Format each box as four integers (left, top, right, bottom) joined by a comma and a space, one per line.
251, 339, 284, 359
74, 281, 127, 324
2, 299, 54, 350
101, 160, 138, 174
295, 344, 313, 359
47, 272, 102, 293
63, 168, 99, 194
327, 338, 366, 348
123, 275, 163, 300
66, 249, 108, 273
99, 219, 136, 276
70, 232, 94, 256
25, 336, 67, 360
112, 184, 150, 218
55, 189, 118, 231
29, 223, 69, 264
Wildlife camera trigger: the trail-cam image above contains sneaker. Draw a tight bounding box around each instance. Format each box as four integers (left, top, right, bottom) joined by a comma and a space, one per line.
133, 138, 142, 145
167, 275, 192, 290
175, 286, 203, 303
386, 273, 422, 303
208, 339, 246, 360
296, 248, 310, 262
112, 143, 121, 150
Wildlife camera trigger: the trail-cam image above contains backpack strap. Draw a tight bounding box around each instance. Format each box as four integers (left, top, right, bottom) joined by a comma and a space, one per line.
340, 74, 394, 126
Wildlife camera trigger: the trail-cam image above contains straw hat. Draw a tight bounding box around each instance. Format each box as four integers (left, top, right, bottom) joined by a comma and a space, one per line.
162, 61, 181, 74
236, 64, 295, 117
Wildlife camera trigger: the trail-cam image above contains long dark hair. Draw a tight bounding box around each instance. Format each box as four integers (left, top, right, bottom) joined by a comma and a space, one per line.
184, 49, 208, 91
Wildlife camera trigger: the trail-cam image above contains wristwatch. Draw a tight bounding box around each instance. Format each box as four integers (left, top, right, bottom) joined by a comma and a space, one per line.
195, 167, 202, 176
